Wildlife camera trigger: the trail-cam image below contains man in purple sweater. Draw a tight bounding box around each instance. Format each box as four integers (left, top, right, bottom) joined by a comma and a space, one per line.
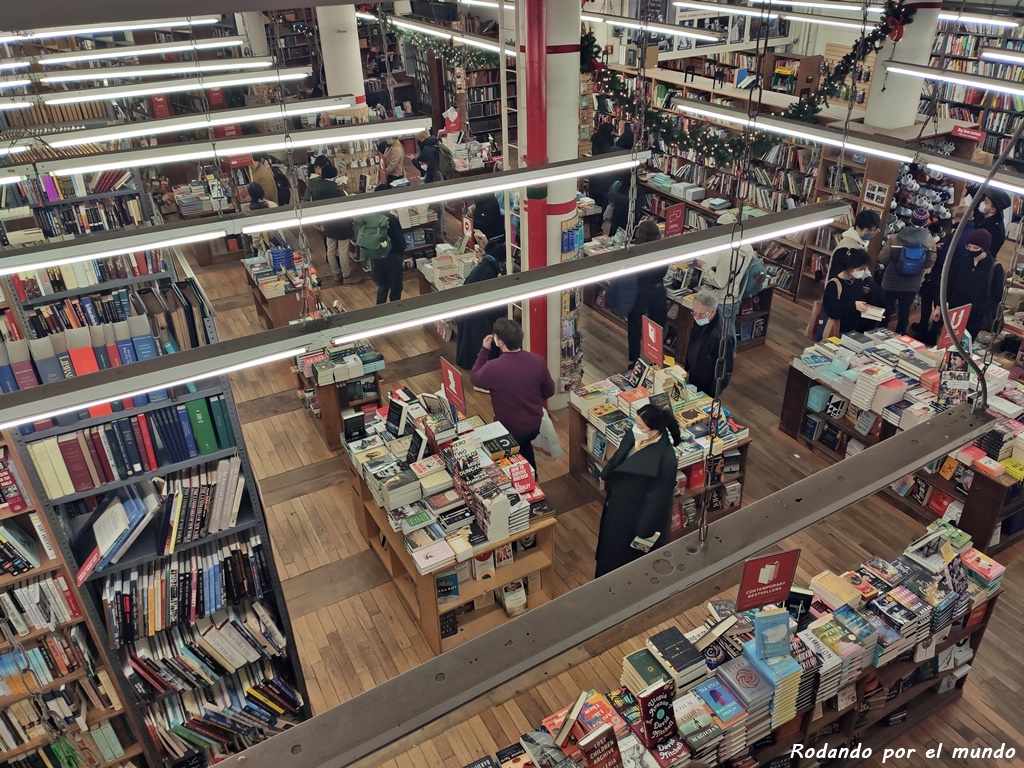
471, 318, 555, 471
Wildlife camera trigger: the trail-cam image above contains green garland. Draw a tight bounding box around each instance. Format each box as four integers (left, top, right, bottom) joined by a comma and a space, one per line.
581, 29, 601, 75
781, 0, 916, 121
372, 14, 500, 69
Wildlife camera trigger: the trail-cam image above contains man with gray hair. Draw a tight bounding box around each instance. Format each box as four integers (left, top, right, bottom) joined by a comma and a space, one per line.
685, 288, 735, 397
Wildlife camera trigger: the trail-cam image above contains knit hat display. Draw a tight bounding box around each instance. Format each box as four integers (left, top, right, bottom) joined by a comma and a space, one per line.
968, 229, 992, 252
911, 207, 930, 227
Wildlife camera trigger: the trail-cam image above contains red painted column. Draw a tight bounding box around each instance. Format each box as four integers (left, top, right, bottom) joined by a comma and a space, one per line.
524, 0, 548, 359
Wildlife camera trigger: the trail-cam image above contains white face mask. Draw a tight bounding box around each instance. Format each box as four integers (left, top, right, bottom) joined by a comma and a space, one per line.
853, 269, 870, 279
632, 425, 649, 443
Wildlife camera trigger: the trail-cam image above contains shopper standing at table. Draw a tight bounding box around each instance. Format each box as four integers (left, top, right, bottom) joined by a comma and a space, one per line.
972, 187, 1010, 260
822, 248, 872, 336
355, 185, 407, 304
378, 139, 406, 184
606, 133, 637, 237
697, 212, 754, 330
594, 403, 682, 578
456, 231, 504, 369
310, 165, 363, 285
251, 154, 279, 205
942, 229, 1005, 339
827, 208, 881, 280
471, 318, 555, 472
878, 207, 936, 335
414, 130, 442, 183
625, 220, 668, 367
591, 121, 617, 156
684, 288, 735, 398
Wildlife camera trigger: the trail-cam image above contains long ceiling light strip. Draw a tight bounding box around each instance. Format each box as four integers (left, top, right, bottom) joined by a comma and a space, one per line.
885, 60, 1024, 98
0, 79, 32, 89
41, 97, 355, 148
778, 13, 873, 30
0, 97, 32, 111
747, 0, 884, 11
925, 157, 1024, 196
354, 12, 514, 56
938, 12, 1019, 27
241, 153, 651, 235
0, 16, 222, 44
38, 36, 247, 65
981, 47, 1024, 65
31, 117, 434, 176
38, 67, 311, 106
0, 347, 308, 432
37, 57, 275, 84
581, 11, 722, 41
0, 152, 649, 276
0, 62, 30, 72
0, 201, 848, 429
673, 1, 779, 18
0, 175, 25, 186
674, 100, 915, 162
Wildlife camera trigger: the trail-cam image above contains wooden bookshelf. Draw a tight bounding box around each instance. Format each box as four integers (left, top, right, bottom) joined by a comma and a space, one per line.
346, 458, 557, 656
780, 364, 1024, 553
294, 364, 384, 451
3, 253, 310, 765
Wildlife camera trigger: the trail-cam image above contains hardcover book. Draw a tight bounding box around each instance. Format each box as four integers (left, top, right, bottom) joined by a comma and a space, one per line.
634, 680, 674, 748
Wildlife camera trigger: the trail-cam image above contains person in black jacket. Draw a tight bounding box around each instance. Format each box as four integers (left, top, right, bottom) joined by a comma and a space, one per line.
470, 194, 504, 243
414, 131, 441, 183
606, 133, 637, 237
945, 229, 1005, 338
972, 187, 1011, 260
591, 122, 616, 156
455, 231, 505, 369
309, 164, 363, 285
627, 220, 668, 366
595, 403, 682, 578
822, 248, 872, 335
685, 289, 735, 397
362, 184, 407, 304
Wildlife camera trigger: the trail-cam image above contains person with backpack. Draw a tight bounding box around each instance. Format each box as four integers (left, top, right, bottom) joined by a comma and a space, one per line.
251, 154, 279, 205
877, 207, 937, 335
310, 164, 363, 285
356, 184, 407, 304
414, 131, 442, 183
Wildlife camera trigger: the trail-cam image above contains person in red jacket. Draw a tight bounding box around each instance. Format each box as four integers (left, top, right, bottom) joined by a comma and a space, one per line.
471, 318, 555, 471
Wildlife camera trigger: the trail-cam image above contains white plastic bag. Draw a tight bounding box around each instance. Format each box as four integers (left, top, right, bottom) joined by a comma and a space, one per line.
533, 408, 563, 460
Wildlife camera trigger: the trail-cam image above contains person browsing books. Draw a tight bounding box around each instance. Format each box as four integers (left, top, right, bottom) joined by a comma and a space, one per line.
309, 164, 363, 285
877, 207, 936, 335
455, 230, 505, 369
595, 403, 682, 578
823, 248, 872, 335
938, 228, 1005, 339
471, 318, 555, 471
684, 289, 735, 398
626, 220, 669, 367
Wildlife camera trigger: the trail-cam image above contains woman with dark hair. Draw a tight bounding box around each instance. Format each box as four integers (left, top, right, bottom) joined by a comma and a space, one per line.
246, 183, 276, 211
594, 403, 682, 578
822, 247, 872, 335
591, 121, 616, 155
471, 193, 504, 244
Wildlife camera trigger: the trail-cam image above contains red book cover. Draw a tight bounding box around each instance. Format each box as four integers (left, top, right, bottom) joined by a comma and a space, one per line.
927, 489, 954, 516
76, 548, 101, 586
87, 428, 115, 484
80, 431, 106, 486
644, 734, 690, 768
686, 461, 706, 489
633, 681, 674, 748
9, 273, 28, 303
56, 434, 95, 493
576, 724, 624, 768
128, 417, 152, 472
66, 333, 112, 418
579, 692, 630, 740
136, 414, 159, 473
53, 573, 83, 617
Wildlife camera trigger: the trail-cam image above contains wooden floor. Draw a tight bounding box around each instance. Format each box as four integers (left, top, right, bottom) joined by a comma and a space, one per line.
184, 233, 1024, 768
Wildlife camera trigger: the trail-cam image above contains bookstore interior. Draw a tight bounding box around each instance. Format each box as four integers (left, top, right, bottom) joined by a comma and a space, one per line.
4, 1, 1024, 768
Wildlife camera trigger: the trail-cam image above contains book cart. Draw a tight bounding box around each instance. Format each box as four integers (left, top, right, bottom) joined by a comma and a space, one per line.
780, 364, 1024, 555
1, 249, 310, 766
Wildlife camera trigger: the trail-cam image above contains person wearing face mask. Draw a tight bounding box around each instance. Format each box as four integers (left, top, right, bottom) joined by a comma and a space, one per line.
684, 289, 735, 398
938, 229, 1005, 339
455, 230, 505, 369
471, 318, 556, 472
827, 209, 881, 280
972, 188, 1010, 260
877, 207, 937, 335
823, 248, 873, 335
594, 403, 683, 578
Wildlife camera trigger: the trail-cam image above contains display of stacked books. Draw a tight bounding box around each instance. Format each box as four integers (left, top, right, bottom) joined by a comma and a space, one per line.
646, 627, 707, 694
743, 640, 803, 728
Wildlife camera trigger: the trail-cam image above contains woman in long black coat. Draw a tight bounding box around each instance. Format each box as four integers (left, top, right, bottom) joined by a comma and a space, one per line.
455, 231, 505, 369
595, 404, 682, 578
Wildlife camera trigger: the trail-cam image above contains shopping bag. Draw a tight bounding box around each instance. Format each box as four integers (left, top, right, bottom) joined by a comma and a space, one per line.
805, 278, 842, 341
533, 408, 563, 460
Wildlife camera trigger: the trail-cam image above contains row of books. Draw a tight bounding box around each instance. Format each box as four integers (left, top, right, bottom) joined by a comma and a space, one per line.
22, 289, 143, 340
123, 603, 287, 701
145, 661, 303, 761
26, 394, 236, 500
33, 196, 147, 240
99, 533, 273, 648
0, 625, 95, 696
0, 446, 30, 516
0, 676, 122, 755
1, 572, 82, 636
0, 522, 44, 577
9, 251, 166, 303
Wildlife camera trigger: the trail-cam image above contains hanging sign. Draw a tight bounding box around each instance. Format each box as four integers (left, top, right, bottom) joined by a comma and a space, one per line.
440, 357, 466, 415
736, 549, 801, 611
641, 317, 664, 365
937, 304, 972, 350
664, 204, 686, 237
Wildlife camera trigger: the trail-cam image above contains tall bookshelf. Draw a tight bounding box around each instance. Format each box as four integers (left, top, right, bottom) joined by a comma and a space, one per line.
0, 250, 310, 766
1, 431, 153, 768
923, 20, 1024, 158
265, 8, 318, 68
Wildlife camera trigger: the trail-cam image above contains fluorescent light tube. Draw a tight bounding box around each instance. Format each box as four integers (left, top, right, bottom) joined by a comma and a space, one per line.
460, 0, 514, 7
581, 11, 721, 41
674, 100, 915, 162
243, 154, 651, 235
332, 207, 844, 345
673, 2, 779, 18
0, 62, 30, 72
925, 161, 1024, 197
0, 16, 221, 44
0, 98, 31, 111
34, 118, 434, 177
938, 13, 1019, 27
40, 68, 311, 106
355, 13, 453, 40
39, 36, 246, 65
0, 347, 308, 432
779, 13, 873, 30
748, 0, 884, 11
43, 97, 355, 148
885, 60, 1024, 98
0, 231, 226, 278
0, 145, 28, 157
38, 58, 274, 84
0, 175, 26, 186
980, 47, 1024, 66
0, 78, 31, 89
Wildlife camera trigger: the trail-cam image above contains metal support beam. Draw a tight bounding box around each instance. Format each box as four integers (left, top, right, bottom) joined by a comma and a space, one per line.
215, 403, 992, 768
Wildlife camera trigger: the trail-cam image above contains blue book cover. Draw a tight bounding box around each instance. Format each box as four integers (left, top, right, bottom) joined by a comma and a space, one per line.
694, 678, 746, 727
27, 338, 79, 427
742, 640, 803, 682
114, 289, 132, 321
0, 361, 18, 394
175, 405, 199, 459
128, 315, 168, 403
80, 296, 102, 326
161, 336, 198, 393
754, 607, 792, 659
213, 560, 222, 613
113, 320, 145, 407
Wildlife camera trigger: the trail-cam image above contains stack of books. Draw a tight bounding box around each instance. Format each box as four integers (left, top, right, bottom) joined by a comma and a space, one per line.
742, 641, 803, 728
620, 648, 670, 695
798, 625, 844, 705
961, 547, 1005, 596
850, 365, 896, 411
673, 690, 723, 762
808, 616, 864, 687
788, 634, 822, 717
380, 464, 423, 510
645, 626, 707, 694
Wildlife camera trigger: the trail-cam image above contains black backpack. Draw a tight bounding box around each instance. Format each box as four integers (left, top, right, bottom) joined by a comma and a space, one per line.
272, 166, 291, 206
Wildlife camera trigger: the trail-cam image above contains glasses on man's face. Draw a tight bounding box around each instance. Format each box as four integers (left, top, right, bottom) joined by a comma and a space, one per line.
692, 307, 713, 320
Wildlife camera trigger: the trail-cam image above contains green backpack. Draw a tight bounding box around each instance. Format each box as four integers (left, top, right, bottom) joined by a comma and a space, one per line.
355, 214, 392, 260
438, 142, 455, 180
